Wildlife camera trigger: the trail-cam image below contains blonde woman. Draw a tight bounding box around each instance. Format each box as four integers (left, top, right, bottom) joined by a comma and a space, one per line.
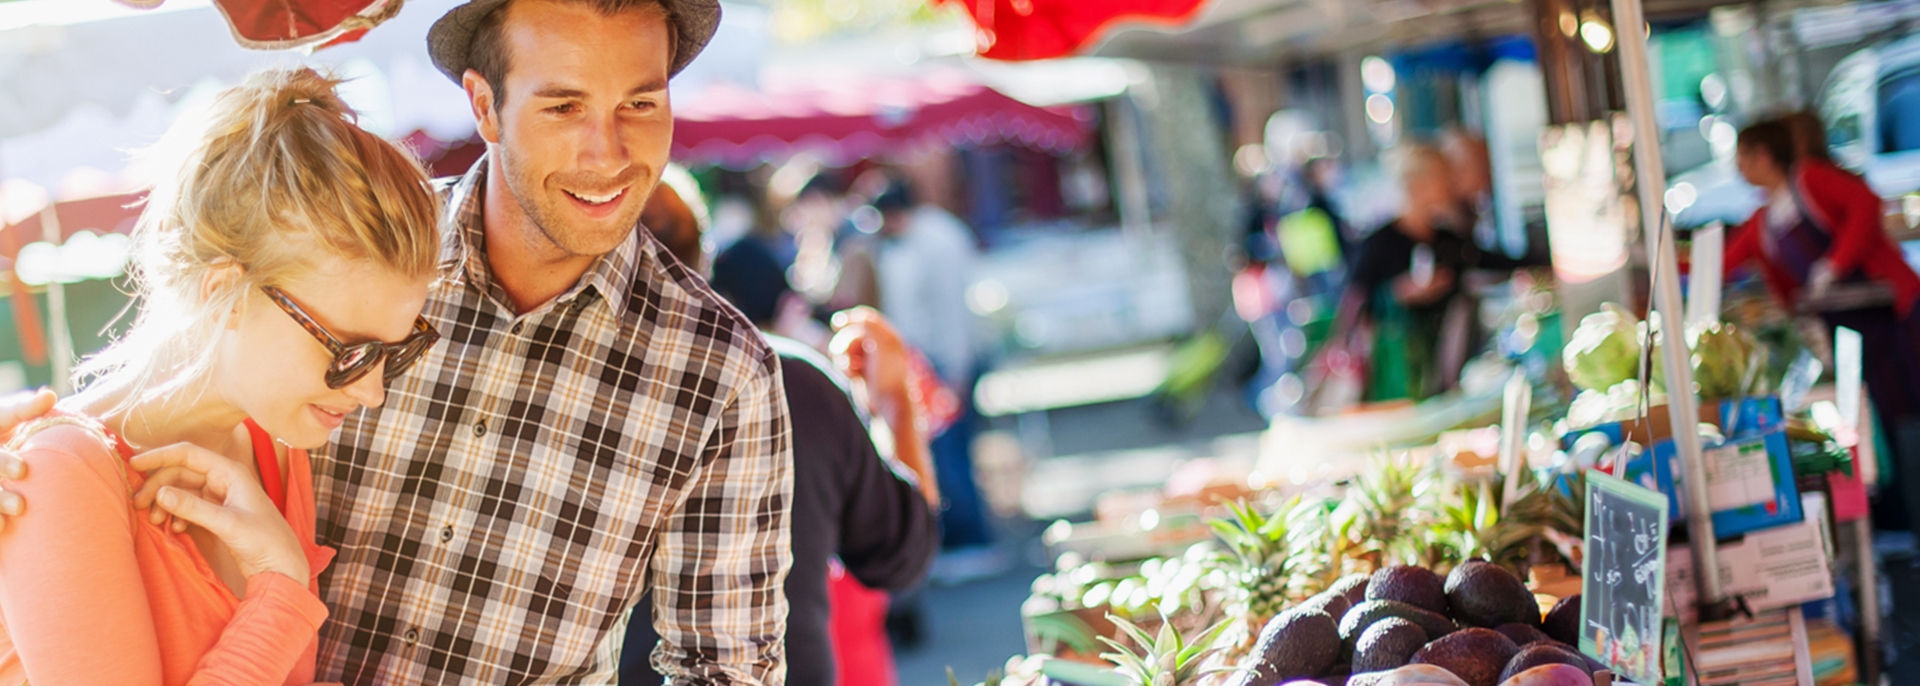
0, 68, 441, 684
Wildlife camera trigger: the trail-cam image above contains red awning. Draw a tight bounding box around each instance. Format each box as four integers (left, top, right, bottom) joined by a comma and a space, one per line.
112, 0, 401, 49
937, 0, 1210, 61
0, 193, 145, 262
671, 71, 1096, 168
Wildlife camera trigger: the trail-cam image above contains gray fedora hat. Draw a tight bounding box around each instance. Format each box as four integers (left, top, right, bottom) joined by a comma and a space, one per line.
427, 0, 721, 82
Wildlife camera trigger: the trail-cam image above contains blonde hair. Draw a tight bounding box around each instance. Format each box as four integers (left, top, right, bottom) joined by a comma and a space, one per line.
76, 67, 442, 405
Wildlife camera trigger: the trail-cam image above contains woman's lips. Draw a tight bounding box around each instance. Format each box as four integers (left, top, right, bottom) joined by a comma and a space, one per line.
309, 404, 348, 429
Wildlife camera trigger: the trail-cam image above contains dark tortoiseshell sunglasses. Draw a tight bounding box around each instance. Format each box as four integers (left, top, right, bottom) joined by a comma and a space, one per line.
261, 286, 440, 389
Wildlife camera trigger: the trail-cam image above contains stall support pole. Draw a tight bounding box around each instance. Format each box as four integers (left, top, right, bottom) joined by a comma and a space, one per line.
1606, 0, 1729, 615
37, 206, 72, 396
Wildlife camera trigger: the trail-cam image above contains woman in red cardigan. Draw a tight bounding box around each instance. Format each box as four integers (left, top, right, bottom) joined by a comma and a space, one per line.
1727, 116, 1920, 527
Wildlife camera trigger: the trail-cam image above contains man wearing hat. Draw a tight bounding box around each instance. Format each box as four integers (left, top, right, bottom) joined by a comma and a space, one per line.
316, 0, 792, 682
0, 1, 790, 682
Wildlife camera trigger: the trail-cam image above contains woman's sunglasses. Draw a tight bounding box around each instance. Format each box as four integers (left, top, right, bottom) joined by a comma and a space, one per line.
262, 286, 440, 389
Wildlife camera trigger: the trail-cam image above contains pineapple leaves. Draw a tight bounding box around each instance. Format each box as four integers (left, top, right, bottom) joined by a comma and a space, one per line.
1099, 613, 1232, 686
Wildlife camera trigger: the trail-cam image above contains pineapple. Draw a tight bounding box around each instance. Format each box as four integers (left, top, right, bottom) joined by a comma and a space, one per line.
1206, 498, 1304, 625
1100, 614, 1232, 686
1426, 469, 1584, 576
1343, 452, 1434, 567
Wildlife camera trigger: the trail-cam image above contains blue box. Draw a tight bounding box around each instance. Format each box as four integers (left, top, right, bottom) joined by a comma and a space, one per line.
1619, 430, 1802, 538
1562, 396, 1783, 449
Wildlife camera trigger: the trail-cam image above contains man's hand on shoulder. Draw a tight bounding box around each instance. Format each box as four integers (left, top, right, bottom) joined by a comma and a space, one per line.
0, 389, 63, 531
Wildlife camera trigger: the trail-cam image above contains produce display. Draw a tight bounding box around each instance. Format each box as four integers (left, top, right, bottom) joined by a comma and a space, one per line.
983, 298, 1873, 686
1009, 451, 1589, 686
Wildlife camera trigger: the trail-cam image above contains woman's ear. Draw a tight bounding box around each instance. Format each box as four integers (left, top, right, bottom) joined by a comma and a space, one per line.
199, 260, 248, 324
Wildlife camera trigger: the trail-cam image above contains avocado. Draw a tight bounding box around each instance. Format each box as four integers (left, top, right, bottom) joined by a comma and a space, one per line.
1498, 644, 1593, 683
1408, 627, 1519, 686
1352, 617, 1428, 673
1524, 640, 1606, 674
1340, 599, 1457, 653
1367, 565, 1450, 615
1243, 607, 1343, 684
1300, 589, 1353, 620
1330, 573, 1372, 607
1542, 595, 1581, 644
1495, 623, 1551, 646
1443, 561, 1540, 627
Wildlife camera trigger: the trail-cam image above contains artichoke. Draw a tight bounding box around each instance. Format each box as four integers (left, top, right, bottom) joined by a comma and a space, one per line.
1688, 322, 1762, 399
1563, 303, 1643, 391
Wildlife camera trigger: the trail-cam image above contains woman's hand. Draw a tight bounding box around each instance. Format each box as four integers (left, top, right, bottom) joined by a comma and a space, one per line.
129, 444, 309, 584
0, 389, 59, 532
830, 307, 916, 423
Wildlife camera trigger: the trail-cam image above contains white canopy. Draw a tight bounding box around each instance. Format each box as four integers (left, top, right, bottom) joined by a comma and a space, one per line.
0, 0, 764, 190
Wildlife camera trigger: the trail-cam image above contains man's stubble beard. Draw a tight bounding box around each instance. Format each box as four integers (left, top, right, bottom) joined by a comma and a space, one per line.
495, 131, 650, 259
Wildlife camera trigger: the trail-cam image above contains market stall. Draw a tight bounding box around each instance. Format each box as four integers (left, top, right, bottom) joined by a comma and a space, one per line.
941, 0, 1902, 681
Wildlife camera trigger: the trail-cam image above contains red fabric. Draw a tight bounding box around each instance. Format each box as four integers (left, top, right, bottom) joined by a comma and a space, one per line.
112, 0, 390, 48
246, 420, 287, 517
939, 0, 1209, 61
1724, 160, 1920, 315
0, 193, 145, 262
7, 272, 46, 367
671, 72, 1093, 168
213, 0, 378, 44
827, 562, 895, 686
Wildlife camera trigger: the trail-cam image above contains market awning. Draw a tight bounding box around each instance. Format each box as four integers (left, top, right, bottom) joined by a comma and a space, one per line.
111, 0, 403, 50
671, 72, 1097, 168
936, 0, 1209, 61
0, 192, 144, 262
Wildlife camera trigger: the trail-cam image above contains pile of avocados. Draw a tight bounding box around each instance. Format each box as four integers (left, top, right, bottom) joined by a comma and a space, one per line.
1230, 561, 1597, 686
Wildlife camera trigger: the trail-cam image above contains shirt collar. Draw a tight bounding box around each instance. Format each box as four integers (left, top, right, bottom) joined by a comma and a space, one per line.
441, 153, 647, 316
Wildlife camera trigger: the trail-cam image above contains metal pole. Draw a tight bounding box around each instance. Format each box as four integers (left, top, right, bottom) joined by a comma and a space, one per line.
1607, 0, 1727, 610
1106, 97, 1153, 241
37, 206, 72, 396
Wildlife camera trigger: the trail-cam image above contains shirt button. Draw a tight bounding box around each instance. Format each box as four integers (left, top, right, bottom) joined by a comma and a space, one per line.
474, 421, 486, 437
440, 525, 454, 543
403, 628, 419, 646
511, 322, 524, 335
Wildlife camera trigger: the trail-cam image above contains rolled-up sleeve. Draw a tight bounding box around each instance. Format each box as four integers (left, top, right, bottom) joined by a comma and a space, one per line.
651, 352, 795, 686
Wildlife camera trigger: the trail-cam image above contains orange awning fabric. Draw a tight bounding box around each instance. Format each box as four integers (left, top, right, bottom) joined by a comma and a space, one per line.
112, 0, 403, 50
938, 0, 1209, 61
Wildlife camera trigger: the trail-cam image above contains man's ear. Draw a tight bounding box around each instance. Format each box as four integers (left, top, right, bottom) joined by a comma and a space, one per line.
200, 260, 248, 326
464, 69, 502, 144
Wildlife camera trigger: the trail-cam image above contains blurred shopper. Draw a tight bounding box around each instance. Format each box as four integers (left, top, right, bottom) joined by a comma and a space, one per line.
870, 180, 998, 558
1442, 129, 1494, 246
1302, 156, 1355, 268
1726, 117, 1920, 527
624, 181, 941, 686
642, 165, 711, 273
1341, 145, 1476, 401
0, 68, 442, 685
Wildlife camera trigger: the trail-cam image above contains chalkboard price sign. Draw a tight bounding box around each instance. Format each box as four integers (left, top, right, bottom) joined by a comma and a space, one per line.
1580, 470, 1671, 685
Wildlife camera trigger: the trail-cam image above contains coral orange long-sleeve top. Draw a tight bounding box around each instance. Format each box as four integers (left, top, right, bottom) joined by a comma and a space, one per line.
0, 417, 333, 685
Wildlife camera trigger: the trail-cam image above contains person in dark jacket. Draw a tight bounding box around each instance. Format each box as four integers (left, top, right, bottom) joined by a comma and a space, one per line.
622, 176, 942, 686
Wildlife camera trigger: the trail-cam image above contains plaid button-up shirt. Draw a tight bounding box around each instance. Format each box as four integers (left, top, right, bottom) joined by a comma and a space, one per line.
310, 157, 793, 685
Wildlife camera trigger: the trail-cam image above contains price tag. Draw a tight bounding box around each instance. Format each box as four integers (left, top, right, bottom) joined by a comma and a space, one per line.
1580, 470, 1671, 684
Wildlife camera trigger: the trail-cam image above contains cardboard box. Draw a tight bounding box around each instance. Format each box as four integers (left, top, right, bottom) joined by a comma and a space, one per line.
1622, 430, 1803, 538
